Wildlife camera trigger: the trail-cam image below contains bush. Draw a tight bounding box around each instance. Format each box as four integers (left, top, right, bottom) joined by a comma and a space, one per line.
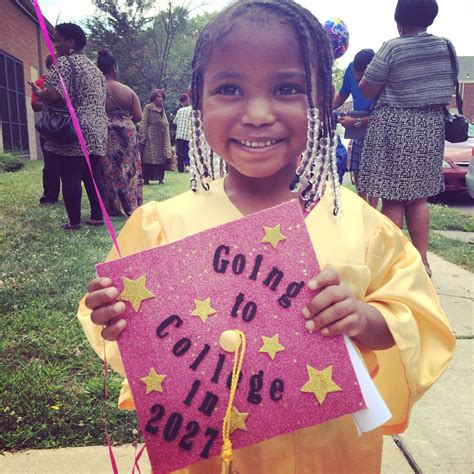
0, 153, 25, 173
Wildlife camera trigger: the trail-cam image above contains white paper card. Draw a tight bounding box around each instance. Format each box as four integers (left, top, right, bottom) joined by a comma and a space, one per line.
346, 336, 392, 434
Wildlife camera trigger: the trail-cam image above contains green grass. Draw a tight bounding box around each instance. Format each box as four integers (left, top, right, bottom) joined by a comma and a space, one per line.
0, 161, 189, 451
427, 232, 474, 271
428, 203, 474, 271
429, 204, 474, 232
0, 152, 25, 173
1, 163, 472, 452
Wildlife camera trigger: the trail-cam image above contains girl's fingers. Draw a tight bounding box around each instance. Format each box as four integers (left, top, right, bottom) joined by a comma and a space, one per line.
101, 318, 127, 341
87, 277, 113, 294
307, 268, 340, 291
85, 286, 119, 311
310, 313, 361, 338
302, 284, 347, 320
308, 298, 355, 331
90, 301, 126, 326
86, 277, 126, 341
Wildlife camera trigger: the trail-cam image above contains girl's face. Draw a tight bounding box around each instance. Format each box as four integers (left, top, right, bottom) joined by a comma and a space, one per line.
201, 21, 316, 180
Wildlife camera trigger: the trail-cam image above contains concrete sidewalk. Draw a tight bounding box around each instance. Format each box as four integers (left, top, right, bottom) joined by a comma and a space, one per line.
1, 253, 472, 473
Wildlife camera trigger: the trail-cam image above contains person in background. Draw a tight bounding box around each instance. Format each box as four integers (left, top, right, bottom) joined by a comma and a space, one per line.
31, 54, 60, 205
139, 89, 172, 185
29, 23, 108, 230
97, 49, 143, 217
173, 92, 192, 173
358, 0, 456, 277
333, 49, 377, 206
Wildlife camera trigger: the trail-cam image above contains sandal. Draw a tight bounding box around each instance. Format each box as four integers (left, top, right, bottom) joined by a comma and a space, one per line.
85, 219, 104, 226
61, 223, 81, 230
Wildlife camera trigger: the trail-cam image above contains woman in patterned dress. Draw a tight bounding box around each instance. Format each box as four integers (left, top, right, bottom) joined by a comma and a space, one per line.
29, 23, 108, 230
358, 0, 456, 276
139, 89, 173, 185
97, 50, 143, 216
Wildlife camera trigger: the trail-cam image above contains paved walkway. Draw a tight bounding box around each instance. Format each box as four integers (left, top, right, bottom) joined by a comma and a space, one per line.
434, 230, 474, 244
1, 253, 472, 473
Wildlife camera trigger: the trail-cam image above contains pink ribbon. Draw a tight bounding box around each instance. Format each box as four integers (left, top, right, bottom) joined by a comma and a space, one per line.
103, 349, 120, 474
32, 0, 121, 258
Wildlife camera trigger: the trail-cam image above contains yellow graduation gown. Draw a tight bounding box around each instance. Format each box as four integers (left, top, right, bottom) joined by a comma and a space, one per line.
78, 179, 455, 473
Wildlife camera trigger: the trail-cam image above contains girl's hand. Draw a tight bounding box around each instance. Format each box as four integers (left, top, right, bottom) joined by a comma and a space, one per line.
302, 269, 367, 338
85, 277, 126, 341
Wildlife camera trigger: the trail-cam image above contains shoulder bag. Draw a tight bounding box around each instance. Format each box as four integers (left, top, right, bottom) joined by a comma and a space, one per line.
35, 56, 78, 144
444, 41, 469, 143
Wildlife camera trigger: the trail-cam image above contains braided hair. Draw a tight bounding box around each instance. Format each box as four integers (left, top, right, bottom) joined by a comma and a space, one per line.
189, 0, 340, 214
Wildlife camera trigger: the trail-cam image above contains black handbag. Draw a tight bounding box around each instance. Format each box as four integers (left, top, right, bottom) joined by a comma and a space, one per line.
444, 41, 469, 143
35, 56, 77, 144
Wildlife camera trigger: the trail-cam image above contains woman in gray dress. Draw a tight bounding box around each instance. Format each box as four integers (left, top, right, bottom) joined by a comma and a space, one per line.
358, 0, 456, 277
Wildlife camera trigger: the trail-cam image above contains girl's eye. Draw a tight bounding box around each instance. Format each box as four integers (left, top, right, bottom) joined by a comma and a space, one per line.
216, 85, 242, 96
276, 85, 303, 96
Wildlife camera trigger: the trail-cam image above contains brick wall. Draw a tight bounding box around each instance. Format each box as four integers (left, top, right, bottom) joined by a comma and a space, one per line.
0, 0, 52, 159
461, 83, 474, 122
448, 82, 474, 122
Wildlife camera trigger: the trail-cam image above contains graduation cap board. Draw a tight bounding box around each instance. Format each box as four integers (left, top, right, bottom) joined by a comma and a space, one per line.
96, 200, 368, 473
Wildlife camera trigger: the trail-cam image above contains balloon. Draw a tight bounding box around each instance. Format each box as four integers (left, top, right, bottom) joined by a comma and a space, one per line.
324, 18, 350, 60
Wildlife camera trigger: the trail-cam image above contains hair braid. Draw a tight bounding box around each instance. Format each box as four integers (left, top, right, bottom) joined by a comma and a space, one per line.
272, 2, 339, 213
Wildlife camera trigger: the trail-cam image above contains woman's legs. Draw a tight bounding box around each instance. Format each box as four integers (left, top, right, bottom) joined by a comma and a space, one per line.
381, 198, 404, 229
367, 195, 379, 209
382, 197, 431, 276
82, 154, 104, 222
54, 153, 83, 226
354, 172, 379, 209
142, 163, 150, 185
142, 163, 165, 184
405, 197, 430, 268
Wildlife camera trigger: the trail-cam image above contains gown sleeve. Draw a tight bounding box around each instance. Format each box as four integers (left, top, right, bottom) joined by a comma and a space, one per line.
361, 206, 455, 434
77, 202, 166, 409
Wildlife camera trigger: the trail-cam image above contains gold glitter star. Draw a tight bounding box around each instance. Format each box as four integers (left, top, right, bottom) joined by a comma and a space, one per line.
229, 406, 249, 434
300, 365, 342, 405
118, 275, 154, 312
261, 224, 287, 249
258, 334, 285, 360
191, 297, 217, 323
140, 368, 166, 395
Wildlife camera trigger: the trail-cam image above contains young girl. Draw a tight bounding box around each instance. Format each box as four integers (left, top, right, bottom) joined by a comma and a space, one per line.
79, 1, 454, 472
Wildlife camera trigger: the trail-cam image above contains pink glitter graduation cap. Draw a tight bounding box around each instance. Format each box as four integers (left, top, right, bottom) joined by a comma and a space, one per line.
97, 200, 365, 473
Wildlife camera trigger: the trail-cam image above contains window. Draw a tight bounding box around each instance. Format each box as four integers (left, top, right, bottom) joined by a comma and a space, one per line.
0, 50, 29, 153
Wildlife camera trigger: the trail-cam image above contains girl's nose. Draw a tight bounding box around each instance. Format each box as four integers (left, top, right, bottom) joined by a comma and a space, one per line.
241, 97, 277, 127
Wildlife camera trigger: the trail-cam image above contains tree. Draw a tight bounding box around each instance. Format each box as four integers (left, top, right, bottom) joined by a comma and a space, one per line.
85, 0, 214, 111
85, 0, 153, 98
332, 62, 345, 93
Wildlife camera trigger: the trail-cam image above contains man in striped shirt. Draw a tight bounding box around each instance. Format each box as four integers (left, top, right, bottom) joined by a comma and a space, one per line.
173, 93, 192, 173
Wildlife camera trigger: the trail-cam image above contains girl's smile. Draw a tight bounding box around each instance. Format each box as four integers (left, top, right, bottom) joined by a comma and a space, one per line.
231, 137, 285, 156
201, 21, 316, 181
234, 139, 281, 149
